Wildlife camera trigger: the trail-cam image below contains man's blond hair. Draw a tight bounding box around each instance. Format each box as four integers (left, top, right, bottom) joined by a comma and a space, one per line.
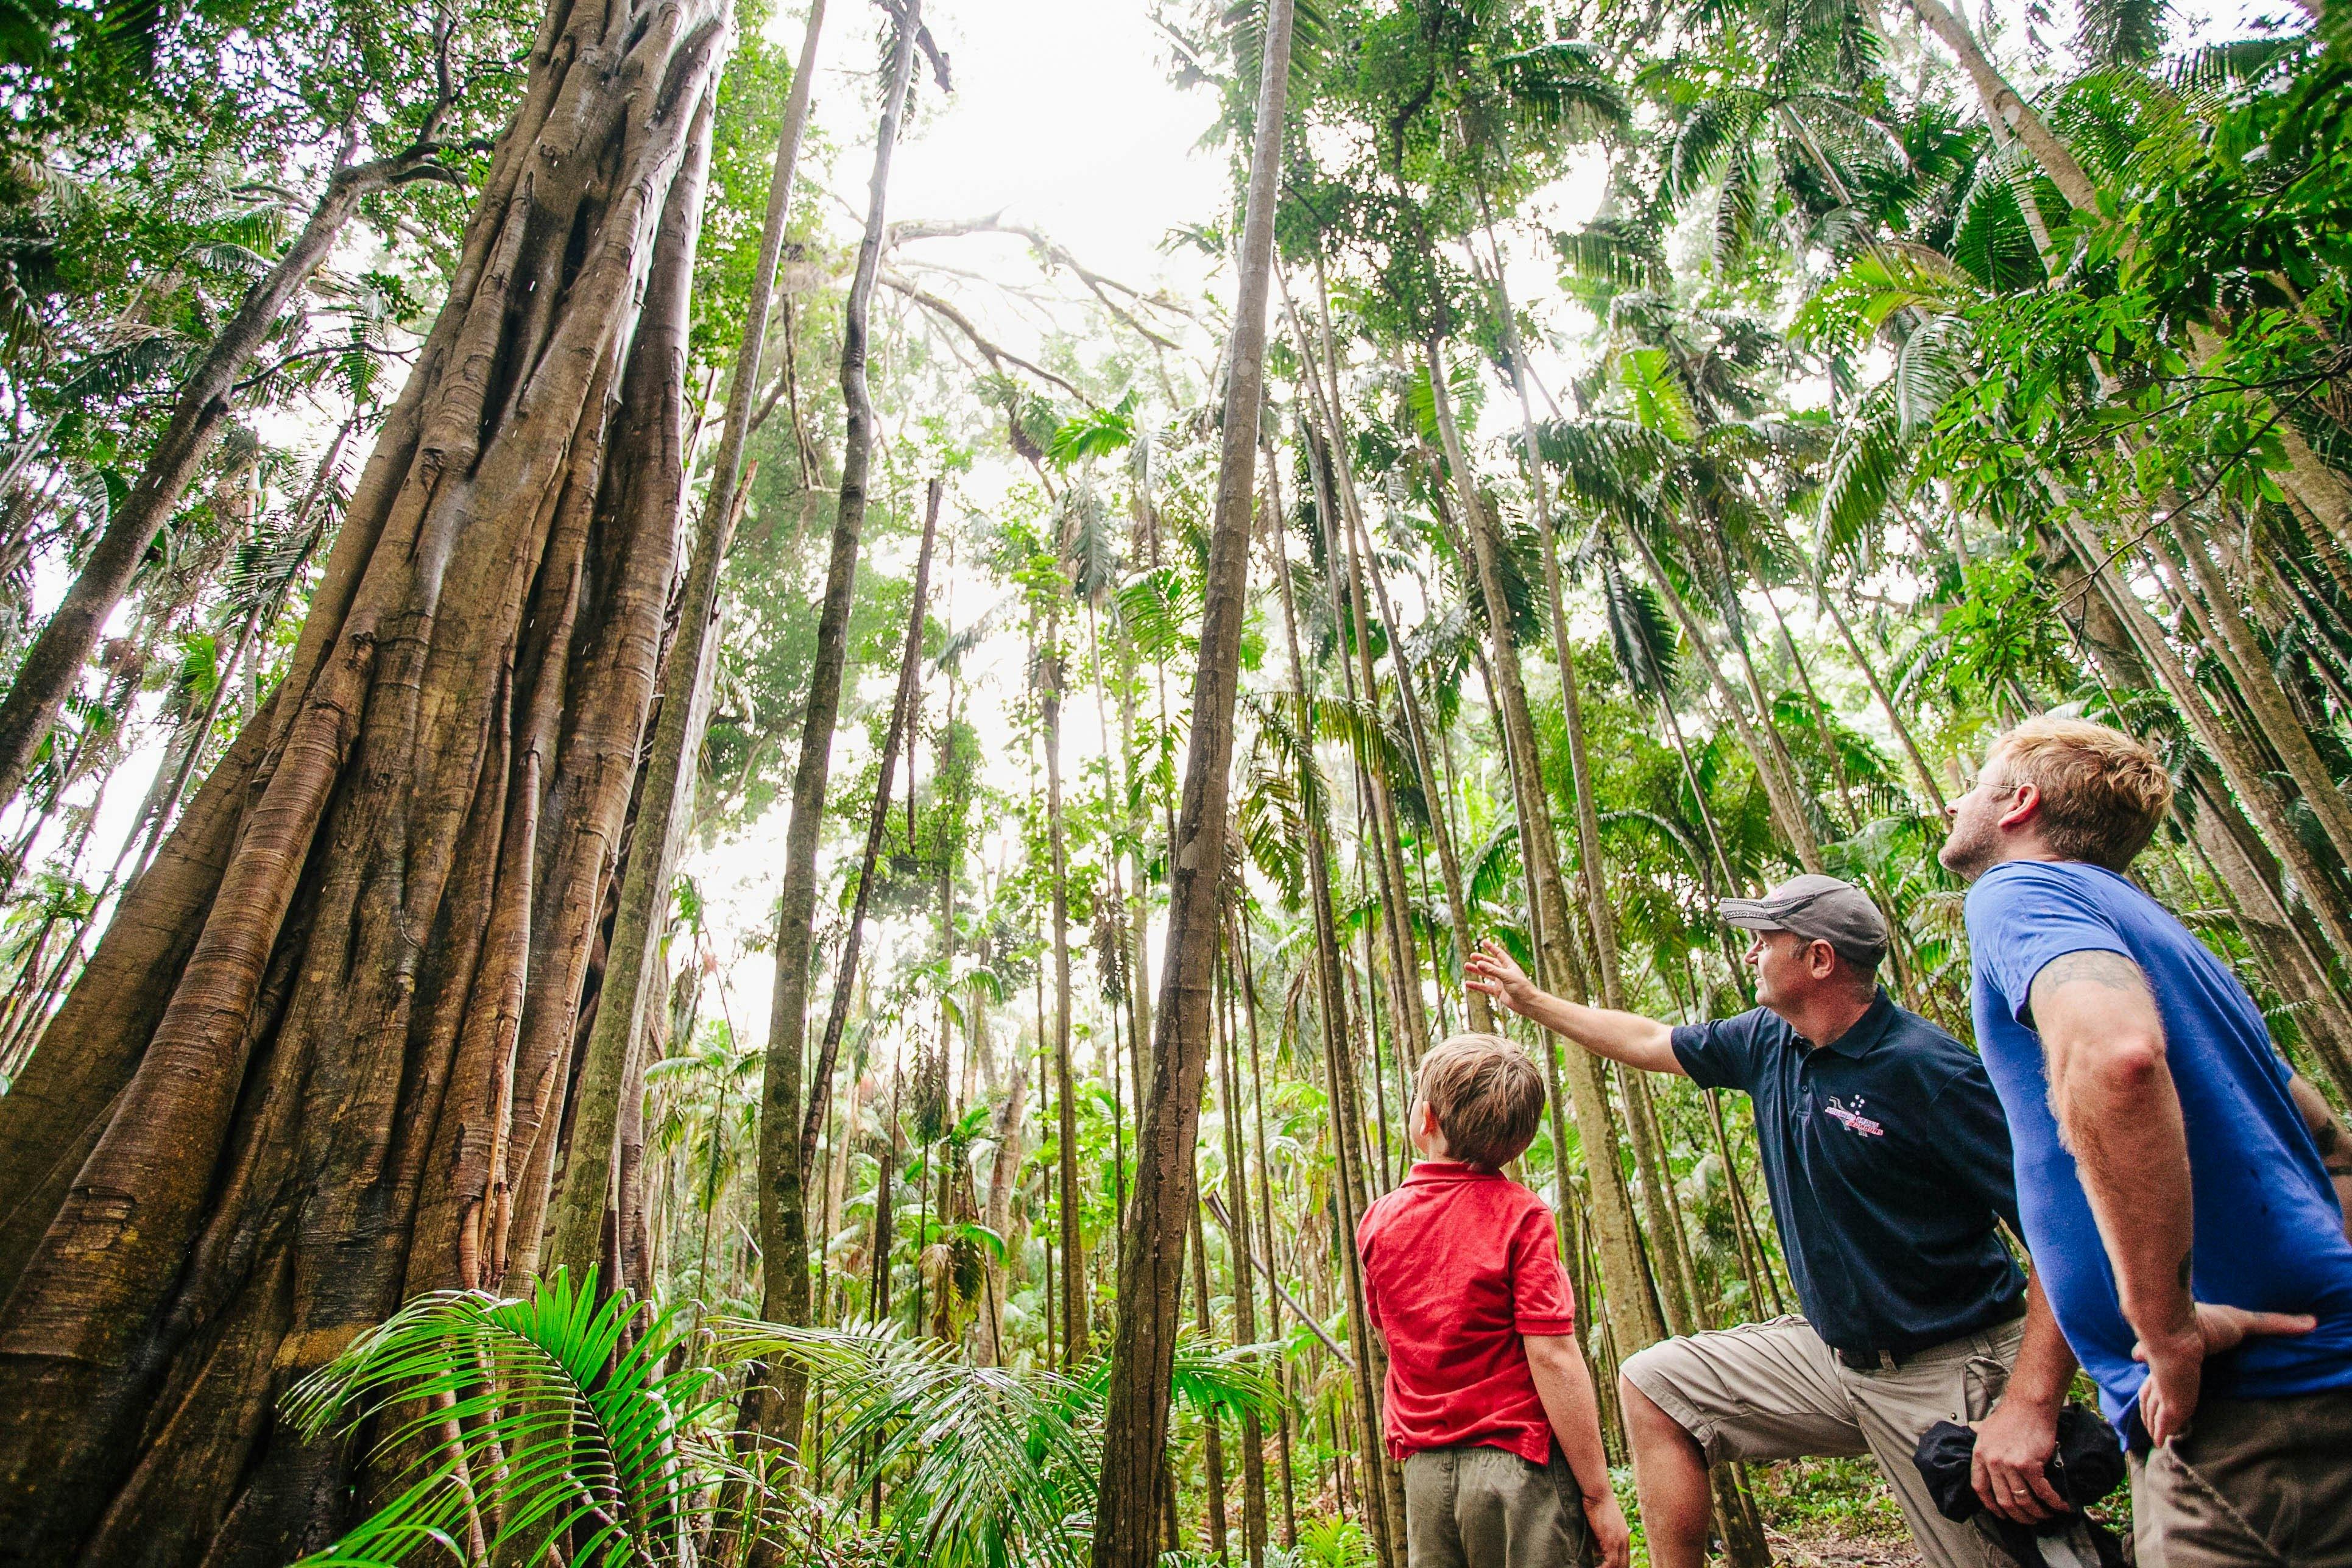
1990, 716, 2174, 871
1415, 1033, 1546, 1171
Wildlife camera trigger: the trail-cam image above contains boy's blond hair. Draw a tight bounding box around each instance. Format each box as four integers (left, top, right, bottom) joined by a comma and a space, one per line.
1990, 716, 2174, 871
1416, 1033, 1546, 1171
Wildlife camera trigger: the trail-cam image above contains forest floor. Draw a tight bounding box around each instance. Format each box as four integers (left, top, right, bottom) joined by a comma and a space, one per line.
1750, 1458, 1921, 1568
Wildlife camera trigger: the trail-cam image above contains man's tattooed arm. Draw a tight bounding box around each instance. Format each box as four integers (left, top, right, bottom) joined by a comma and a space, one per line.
2289, 1074, 2352, 1241
2025, 950, 2156, 1026
2027, 947, 2197, 1344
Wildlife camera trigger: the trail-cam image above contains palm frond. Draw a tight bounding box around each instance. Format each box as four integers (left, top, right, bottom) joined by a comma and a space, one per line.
729, 1319, 1093, 1568
1552, 221, 1667, 297
1464, 818, 1522, 911
1818, 381, 1909, 575
284, 1269, 720, 1567
2074, 0, 2169, 68
1602, 557, 1679, 697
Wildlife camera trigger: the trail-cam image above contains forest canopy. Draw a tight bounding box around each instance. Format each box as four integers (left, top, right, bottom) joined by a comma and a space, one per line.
0, 0, 2347, 1561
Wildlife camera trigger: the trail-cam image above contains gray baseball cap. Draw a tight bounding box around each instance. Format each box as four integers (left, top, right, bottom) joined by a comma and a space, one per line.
1718, 874, 1889, 967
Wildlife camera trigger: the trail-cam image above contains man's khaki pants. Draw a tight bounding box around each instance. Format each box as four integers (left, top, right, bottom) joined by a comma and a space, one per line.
1622, 1315, 2024, 1568
2128, 1384, 2352, 1567
1400, 1444, 1596, 1568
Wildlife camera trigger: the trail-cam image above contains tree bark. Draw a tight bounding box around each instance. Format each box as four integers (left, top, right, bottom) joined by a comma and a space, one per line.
1089, 2, 1293, 1552
1218, 927, 1270, 1567
1188, 1199, 1229, 1556
546, 409, 738, 1285
1270, 464, 1406, 1568
2052, 553, 2352, 1097
1046, 608, 1087, 1366
0, 4, 729, 1552
1901, 0, 2099, 210
1429, 333, 1665, 1357
803, 478, 941, 1184
978, 1022, 1028, 1366
1282, 277, 1487, 1033
751, 0, 919, 1456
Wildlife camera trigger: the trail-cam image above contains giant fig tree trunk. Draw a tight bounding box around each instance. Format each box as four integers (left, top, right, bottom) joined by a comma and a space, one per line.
0, 0, 730, 1555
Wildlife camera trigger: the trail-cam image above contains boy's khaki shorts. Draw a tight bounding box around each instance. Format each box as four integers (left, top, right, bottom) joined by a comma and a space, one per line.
1622, 1314, 2022, 1568
2128, 1383, 2352, 1566
1400, 1443, 1595, 1568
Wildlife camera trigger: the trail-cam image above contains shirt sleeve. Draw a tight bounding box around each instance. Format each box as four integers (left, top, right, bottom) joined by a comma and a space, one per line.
1508, 1200, 1578, 1337
1670, 1008, 1775, 1091
1965, 865, 2135, 1031
1927, 1059, 2023, 1234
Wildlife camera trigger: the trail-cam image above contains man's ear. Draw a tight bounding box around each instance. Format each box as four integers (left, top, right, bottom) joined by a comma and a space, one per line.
1997, 780, 2042, 830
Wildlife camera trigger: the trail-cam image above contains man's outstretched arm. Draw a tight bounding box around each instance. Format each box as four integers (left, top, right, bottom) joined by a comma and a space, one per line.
2029, 948, 2313, 1444
1465, 939, 1684, 1076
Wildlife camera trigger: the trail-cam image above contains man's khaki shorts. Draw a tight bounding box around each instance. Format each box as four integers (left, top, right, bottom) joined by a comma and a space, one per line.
1622, 1315, 2022, 1568
2129, 1383, 2352, 1567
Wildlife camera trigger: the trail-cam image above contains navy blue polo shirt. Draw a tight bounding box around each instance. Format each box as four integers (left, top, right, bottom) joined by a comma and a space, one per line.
1672, 989, 2027, 1355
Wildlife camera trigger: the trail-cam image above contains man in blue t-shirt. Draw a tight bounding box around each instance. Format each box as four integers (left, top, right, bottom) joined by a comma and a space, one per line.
1943, 715, 2352, 1565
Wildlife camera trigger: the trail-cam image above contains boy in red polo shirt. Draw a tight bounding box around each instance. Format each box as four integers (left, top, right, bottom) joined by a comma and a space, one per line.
1358, 1034, 1630, 1568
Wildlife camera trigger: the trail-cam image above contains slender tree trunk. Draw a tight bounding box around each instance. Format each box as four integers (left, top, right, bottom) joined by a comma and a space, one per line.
2049, 499, 2352, 975
980, 1015, 1029, 1366
1817, 587, 1947, 813
0, 6, 728, 1552
1089, 4, 1294, 1559
1429, 333, 1665, 1357
547, 409, 746, 1285
2052, 554, 2352, 1098
1281, 276, 1486, 1033
1188, 1199, 1230, 1557
1046, 607, 1087, 1365
1479, 222, 1636, 1015
1901, 0, 2099, 210
1620, 1067, 1696, 1335
1237, 909, 1301, 1551
2163, 521, 2352, 879
1218, 925, 1271, 1567
1270, 470, 1404, 1568
752, 0, 919, 1455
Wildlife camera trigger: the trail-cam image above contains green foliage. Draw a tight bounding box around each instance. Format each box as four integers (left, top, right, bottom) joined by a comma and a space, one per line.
284, 1269, 735, 1567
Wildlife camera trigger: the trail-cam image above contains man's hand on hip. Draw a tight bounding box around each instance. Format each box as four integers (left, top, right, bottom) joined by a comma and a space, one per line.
2133, 1301, 2315, 1447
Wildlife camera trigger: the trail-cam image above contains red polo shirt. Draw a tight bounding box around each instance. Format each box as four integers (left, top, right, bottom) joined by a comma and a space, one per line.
1355, 1160, 1578, 1464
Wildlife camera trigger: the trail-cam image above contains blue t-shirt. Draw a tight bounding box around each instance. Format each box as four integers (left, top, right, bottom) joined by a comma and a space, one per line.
1965, 860, 2352, 1429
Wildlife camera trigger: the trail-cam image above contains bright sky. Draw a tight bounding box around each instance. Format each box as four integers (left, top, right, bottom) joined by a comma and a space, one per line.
799, 0, 1230, 323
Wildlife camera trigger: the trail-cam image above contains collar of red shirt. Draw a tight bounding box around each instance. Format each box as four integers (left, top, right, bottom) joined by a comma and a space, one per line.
1401, 1160, 1502, 1185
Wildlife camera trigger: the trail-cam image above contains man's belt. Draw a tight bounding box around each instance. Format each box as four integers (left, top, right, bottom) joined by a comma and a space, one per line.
1831, 1300, 2027, 1373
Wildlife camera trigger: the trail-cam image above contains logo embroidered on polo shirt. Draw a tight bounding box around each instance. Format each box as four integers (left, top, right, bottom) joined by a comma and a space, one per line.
1822, 1096, 1885, 1137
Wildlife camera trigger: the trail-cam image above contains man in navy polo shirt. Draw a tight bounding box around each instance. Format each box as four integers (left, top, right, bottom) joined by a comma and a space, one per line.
1468, 876, 2076, 1568
1942, 716, 2352, 1566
